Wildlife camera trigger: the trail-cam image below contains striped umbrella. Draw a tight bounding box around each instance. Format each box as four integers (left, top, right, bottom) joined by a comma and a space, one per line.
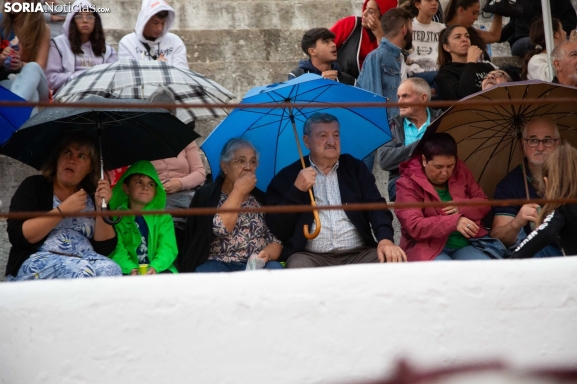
54, 58, 235, 125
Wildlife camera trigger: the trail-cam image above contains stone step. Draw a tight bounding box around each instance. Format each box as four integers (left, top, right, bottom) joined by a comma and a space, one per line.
99, 0, 363, 31
106, 29, 307, 64
106, 28, 520, 98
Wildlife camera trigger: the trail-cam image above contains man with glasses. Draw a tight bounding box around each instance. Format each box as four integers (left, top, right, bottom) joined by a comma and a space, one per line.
481, 69, 512, 90
266, 112, 406, 268
491, 118, 562, 257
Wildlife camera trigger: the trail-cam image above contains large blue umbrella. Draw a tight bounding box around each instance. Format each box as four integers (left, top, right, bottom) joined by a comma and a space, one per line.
201, 74, 392, 190
201, 73, 391, 239
0, 85, 33, 144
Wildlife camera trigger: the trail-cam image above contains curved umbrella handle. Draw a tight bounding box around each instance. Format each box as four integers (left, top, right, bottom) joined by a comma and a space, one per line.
101, 198, 121, 225
303, 191, 321, 239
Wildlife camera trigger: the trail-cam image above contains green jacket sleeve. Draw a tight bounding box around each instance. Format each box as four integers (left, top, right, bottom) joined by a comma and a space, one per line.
110, 225, 139, 275
149, 214, 178, 273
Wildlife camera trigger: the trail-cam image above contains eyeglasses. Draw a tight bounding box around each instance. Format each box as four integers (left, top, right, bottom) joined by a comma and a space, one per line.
522, 138, 559, 148
232, 158, 259, 168
484, 71, 508, 81
74, 14, 96, 21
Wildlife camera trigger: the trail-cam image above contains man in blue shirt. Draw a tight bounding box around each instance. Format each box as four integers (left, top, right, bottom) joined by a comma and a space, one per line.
378, 78, 442, 201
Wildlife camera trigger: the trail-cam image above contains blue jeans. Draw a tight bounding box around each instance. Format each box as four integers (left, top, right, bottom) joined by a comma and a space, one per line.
0, 62, 49, 103
434, 245, 491, 261
195, 260, 284, 272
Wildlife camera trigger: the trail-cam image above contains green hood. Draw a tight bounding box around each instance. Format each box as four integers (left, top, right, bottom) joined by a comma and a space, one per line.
109, 160, 166, 210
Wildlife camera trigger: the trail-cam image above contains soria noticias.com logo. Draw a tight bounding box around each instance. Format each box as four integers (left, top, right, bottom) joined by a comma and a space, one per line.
4, 2, 111, 13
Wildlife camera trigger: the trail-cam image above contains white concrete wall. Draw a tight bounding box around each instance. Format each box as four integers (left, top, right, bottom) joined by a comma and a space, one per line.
1, 258, 576, 384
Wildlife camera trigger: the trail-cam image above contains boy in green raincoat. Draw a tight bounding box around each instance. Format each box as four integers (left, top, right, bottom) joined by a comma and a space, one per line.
109, 160, 178, 274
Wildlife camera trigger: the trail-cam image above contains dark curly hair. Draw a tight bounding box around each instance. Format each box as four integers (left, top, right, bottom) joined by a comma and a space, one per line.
68, 12, 106, 56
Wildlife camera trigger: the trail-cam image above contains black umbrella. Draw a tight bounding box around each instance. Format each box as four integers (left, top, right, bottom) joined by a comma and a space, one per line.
1, 95, 199, 221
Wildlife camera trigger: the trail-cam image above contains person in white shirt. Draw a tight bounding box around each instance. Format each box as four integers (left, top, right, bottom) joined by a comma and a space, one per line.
406, 0, 445, 84
521, 17, 566, 81
118, 0, 189, 69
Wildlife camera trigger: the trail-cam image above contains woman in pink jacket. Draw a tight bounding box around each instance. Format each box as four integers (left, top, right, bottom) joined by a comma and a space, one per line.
396, 133, 491, 261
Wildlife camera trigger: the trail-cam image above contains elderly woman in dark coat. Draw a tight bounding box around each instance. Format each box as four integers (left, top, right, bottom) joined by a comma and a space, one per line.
179, 138, 283, 272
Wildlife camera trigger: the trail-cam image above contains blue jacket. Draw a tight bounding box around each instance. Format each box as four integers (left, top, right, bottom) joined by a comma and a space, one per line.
356, 37, 403, 119
288, 59, 356, 85
265, 154, 395, 260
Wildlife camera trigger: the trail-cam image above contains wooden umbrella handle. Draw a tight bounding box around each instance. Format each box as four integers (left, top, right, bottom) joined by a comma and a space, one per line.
303, 190, 321, 239
287, 106, 322, 239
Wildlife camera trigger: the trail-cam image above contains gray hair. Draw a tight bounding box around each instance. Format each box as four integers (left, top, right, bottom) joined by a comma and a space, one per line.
303, 112, 340, 136
219, 138, 259, 164
400, 77, 431, 102
552, 41, 570, 62
522, 118, 560, 138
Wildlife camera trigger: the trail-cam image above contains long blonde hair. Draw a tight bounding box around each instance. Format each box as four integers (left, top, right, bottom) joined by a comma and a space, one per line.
2, 0, 47, 63
537, 143, 577, 226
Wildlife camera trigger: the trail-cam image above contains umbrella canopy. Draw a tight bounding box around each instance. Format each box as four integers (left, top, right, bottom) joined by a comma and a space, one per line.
0, 85, 33, 144
53, 58, 235, 125
1, 95, 199, 171
201, 73, 392, 191
422, 80, 577, 198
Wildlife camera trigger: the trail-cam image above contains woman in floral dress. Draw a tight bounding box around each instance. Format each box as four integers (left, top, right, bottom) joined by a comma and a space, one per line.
6, 133, 122, 280
179, 138, 283, 272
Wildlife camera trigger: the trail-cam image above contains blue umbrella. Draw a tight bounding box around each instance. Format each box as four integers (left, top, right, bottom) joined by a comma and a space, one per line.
0, 85, 33, 144
201, 73, 392, 238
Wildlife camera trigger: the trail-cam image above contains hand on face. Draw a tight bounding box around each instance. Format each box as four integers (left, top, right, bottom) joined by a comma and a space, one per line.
366, 12, 382, 33
467, 45, 483, 63
233, 170, 257, 196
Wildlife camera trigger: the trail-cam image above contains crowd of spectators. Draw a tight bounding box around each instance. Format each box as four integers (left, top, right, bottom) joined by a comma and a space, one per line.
3, 0, 577, 279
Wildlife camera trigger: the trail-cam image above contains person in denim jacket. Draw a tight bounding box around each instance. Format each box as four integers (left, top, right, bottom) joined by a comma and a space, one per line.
357, 8, 413, 120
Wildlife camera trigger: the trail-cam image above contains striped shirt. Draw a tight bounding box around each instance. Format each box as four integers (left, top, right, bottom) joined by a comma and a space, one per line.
304, 157, 365, 253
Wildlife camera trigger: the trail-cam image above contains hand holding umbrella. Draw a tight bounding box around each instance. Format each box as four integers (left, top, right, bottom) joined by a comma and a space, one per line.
202, 74, 393, 240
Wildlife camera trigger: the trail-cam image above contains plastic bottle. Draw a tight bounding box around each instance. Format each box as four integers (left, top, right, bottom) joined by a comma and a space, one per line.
479, 25, 492, 58
3, 39, 19, 68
